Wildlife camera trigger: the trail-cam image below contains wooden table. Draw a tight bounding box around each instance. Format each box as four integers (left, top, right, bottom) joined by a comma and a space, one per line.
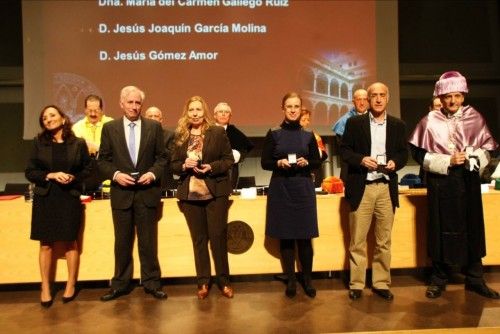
1, 190, 499, 283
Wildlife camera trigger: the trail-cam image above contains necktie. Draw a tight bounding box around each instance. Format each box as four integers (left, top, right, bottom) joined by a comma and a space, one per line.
128, 122, 136, 166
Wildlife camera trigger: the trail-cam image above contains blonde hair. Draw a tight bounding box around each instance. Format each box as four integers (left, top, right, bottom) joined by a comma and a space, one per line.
174, 96, 214, 146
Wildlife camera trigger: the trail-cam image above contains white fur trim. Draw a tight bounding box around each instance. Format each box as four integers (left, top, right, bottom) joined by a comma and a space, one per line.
423, 153, 451, 175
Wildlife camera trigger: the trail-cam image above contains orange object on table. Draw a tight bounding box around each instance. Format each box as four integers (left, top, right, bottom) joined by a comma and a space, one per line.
321, 176, 344, 194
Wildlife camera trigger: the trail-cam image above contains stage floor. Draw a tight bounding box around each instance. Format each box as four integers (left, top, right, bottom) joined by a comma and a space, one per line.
1, 271, 500, 333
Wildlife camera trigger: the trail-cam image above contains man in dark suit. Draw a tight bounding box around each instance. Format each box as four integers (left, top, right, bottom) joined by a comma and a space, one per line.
340, 82, 408, 301
97, 86, 168, 301
213, 102, 254, 189
144, 106, 177, 191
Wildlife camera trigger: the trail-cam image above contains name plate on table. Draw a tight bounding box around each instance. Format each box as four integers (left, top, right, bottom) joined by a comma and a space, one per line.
240, 187, 257, 199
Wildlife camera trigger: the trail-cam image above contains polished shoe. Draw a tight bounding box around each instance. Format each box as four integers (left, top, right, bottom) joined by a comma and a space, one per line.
285, 280, 297, 298
465, 283, 500, 299
348, 289, 362, 300
40, 299, 53, 308
144, 287, 168, 299
426, 284, 445, 299
302, 277, 316, 298
372, 288, 394, 301
303, 284, 316, 298
100, 289, 128, 302
221, 285, 234, 299
197, 284, 209, 300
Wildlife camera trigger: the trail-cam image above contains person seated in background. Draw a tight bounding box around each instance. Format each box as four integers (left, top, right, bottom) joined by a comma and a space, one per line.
72, 95, 113, 192
213, 102, 254, 189
417, 96, 446, 186
300, 108, 328, 187
332, 89, 369, 138
332, 89, 369, 181
429, 96, 443, 112
145, 106, 176, 191
72, 95, 113, 157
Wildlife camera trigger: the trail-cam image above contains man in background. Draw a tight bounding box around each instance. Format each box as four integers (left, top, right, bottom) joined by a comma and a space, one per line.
214, 102, 254, 189
429, 96, 443, 112
145, 106, 176, 191
73, 95, 113, 156
332, 89, 369, 181
73, 94, 113, 192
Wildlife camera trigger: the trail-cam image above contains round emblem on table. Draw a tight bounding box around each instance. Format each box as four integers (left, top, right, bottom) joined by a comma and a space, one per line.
227, 220, 254, 254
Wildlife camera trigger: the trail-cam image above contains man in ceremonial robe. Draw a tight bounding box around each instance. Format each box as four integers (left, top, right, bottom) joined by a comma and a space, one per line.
409, 71, 499, 299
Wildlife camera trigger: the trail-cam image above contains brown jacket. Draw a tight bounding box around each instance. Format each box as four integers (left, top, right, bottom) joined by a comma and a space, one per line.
171, 126, 234, 199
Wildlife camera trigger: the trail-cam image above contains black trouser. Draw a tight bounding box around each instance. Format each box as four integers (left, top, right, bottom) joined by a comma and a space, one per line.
111, 197, 161, 291
430, 260, 484, 286
181, 197, 230, 286
280, 239, 314, 283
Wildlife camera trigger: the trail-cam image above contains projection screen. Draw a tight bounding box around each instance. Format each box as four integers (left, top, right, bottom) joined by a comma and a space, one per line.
22, 0, 399, 138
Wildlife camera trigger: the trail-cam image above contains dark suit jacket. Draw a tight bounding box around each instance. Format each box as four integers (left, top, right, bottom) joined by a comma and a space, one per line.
225, 124, 254, 189
340, 112, 408, 211
171, 126, 234, 199
161, 128, 177, 190
25, 136, 92, 197
97, 117, 167, 209
225, 124, 254, 161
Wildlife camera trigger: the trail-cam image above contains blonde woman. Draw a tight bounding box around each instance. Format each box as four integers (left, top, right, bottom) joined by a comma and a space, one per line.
171, 96, 234, 299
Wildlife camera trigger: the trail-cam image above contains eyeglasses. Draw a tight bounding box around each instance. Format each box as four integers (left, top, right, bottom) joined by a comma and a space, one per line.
216, 110, 231, 115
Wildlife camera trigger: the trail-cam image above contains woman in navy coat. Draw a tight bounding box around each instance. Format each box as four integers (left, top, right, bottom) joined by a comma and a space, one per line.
261, 92, 321, 298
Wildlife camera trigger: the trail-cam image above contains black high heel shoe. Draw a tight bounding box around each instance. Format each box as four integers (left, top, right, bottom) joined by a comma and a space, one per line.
41, 285, 54, 308
62, 288, 79, 304
41, 299, 53, 308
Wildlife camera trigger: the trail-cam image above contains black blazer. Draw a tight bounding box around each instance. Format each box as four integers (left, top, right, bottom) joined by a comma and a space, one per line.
161, 128, 176, 190
171, 126, 234, 199
340, 112, 408, 211
225, 124, 254, 161
97, 117, 167, 209
25, 136, 92, 197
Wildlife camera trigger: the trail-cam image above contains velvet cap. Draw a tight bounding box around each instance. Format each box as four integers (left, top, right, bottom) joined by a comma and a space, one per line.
433, 71, 468, 96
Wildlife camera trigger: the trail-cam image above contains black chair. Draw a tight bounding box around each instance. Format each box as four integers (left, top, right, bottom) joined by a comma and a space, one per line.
236, 176, 256, 189
3, 183, 29, 195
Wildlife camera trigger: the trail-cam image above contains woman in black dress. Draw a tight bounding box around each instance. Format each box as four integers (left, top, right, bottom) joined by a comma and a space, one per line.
261, 92, 321, 298
25, 105, 91, 307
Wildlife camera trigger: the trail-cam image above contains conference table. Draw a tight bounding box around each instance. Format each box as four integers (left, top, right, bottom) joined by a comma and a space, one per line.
1, 189, 499, 284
